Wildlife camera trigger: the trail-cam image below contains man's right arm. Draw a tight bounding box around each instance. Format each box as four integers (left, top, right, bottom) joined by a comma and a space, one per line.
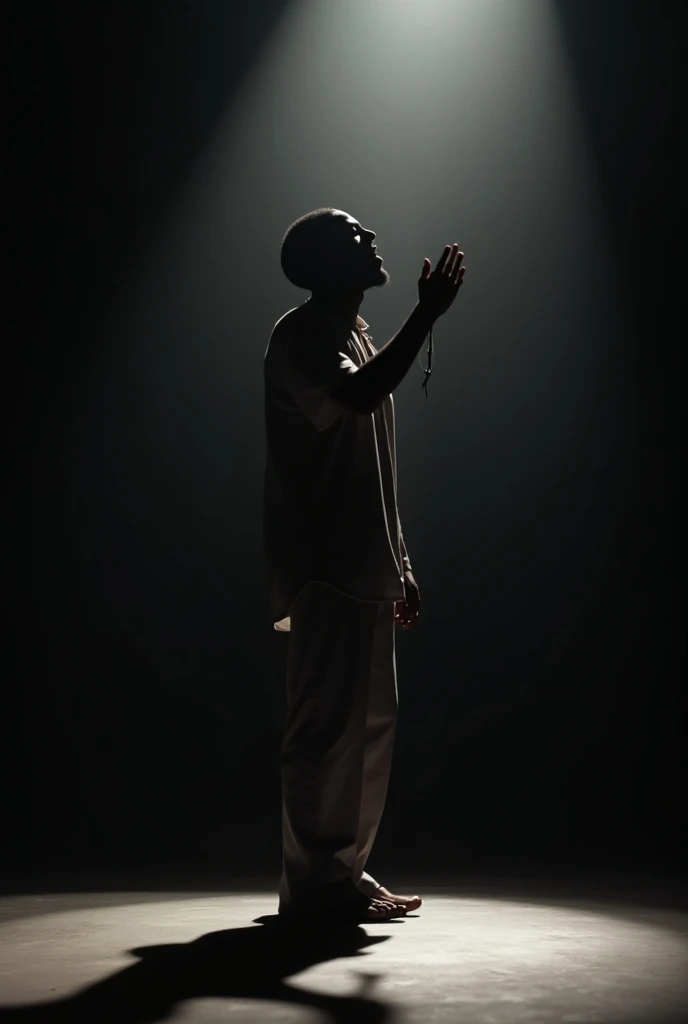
330, 243, 466, 415
330, 302, 437, 416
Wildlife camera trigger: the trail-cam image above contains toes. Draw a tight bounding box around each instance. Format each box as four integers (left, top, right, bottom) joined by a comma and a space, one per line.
376, 890, 422, 910
367, 899, 405, 919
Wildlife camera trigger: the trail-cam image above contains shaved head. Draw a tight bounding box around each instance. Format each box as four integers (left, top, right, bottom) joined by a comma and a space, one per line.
281, 208, 389, 293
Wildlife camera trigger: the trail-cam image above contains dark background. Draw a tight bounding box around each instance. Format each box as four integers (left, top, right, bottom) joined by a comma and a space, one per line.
6, 1, 685, 884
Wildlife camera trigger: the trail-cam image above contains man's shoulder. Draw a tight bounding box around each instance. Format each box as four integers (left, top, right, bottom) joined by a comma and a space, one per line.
271, 302, 320, 339
265, 305, 322, 377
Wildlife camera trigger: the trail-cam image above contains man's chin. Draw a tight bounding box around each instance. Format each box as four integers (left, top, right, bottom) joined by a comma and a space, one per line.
364, 264, 390, 289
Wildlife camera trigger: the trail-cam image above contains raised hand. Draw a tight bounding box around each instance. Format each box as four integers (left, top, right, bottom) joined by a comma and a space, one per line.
418, 243, 466, 320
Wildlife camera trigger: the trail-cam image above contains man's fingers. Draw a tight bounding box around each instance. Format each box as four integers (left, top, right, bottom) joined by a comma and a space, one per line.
445, 242, 460, 275
448, 248, 464, 277
435, 244, 454, 276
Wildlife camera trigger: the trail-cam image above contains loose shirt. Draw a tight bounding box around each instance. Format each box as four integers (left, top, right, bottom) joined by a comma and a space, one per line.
262, 297, 412, 631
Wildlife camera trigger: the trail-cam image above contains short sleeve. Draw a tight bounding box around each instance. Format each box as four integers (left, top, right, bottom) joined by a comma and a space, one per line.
270, 319, 359, 431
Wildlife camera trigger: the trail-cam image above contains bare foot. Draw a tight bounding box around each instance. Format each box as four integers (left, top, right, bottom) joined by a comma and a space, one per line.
366, 897, 407, 921
373, 885, 422, 913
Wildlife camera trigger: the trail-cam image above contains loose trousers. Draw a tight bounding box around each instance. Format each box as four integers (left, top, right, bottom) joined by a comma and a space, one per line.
278, 581, 399, 914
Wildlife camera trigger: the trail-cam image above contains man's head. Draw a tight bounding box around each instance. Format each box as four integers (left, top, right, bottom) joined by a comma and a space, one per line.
280, 208, 389, 294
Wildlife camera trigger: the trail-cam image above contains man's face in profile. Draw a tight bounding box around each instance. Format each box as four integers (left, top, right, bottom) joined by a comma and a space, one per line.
318, 210, 390, 292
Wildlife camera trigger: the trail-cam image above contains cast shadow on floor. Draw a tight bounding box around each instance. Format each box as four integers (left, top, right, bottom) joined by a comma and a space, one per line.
0, 914, 402, 1024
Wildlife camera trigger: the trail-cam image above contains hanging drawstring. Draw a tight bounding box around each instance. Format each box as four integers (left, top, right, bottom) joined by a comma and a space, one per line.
420, 325, 434, 398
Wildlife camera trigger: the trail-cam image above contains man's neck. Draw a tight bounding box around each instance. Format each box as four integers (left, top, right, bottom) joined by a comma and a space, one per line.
309, 290, 364, 330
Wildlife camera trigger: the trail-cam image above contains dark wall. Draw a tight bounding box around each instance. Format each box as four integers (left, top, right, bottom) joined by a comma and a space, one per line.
7, 1, 685, 878
7, 0, 291, 875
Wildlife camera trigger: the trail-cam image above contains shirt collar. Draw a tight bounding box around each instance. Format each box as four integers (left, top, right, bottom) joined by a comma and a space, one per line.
306, 297, 368, 334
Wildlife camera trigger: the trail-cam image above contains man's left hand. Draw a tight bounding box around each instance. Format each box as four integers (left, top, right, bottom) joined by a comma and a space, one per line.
394, 571, 420, 630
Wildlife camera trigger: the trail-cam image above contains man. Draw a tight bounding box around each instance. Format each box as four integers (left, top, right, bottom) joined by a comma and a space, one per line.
263, 208, 466, 924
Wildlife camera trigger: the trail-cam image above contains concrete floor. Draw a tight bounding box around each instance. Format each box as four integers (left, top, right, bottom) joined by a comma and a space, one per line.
0, 880, 687, 1023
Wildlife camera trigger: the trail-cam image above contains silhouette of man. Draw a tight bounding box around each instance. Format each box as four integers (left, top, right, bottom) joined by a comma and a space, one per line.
263, 208, 466, 923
